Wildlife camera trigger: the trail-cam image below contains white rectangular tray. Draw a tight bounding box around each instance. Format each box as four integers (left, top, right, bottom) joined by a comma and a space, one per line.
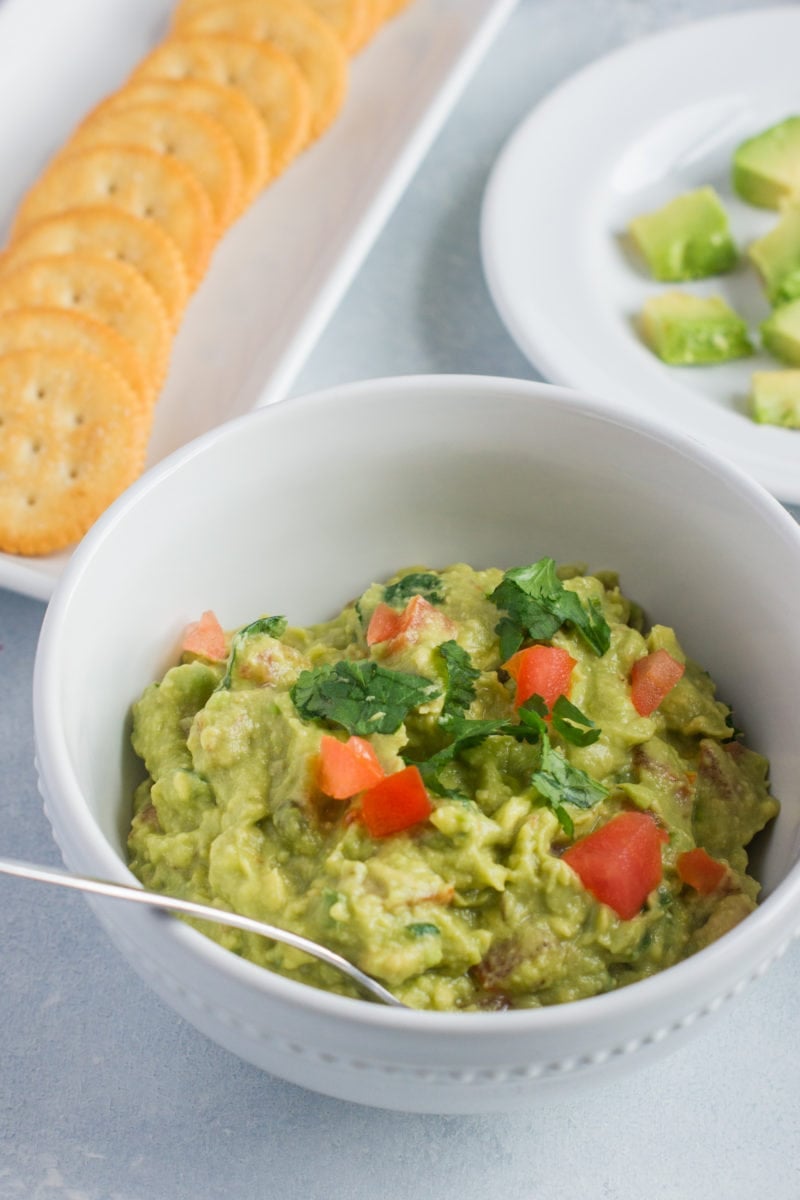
0, 0, 517, 600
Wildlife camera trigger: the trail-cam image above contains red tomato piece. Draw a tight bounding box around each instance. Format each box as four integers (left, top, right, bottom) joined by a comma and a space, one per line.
360, 765, 432, 838
367, 595, 455, 651
504, 644, 576, 710
677, 847, 727, 895
630, 649, 685, 716
181, 610, 227, 661
366, 603, 403, 646
562, 811, 668, 920
317, 735, 385, 800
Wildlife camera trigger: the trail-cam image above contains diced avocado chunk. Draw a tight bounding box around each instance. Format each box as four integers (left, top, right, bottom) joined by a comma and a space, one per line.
628, 187, 738, 281
748, 206, 800, 305
733, 116, 800, 209
641, 291, 753, 365
760, 298, 800, 365
750, 370, 800, 428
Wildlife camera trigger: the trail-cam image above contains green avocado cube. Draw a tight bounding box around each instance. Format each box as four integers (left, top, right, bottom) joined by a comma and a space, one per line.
748, 206, 800, 305
628, 187, 738, 281
641, 291, 753, 365
733, 116, 800, 209
761, 298, 800, 365
750, 370, 800, 428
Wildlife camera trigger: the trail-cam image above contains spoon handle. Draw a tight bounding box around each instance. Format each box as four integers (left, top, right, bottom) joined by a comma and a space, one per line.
0, 855, 407, 1008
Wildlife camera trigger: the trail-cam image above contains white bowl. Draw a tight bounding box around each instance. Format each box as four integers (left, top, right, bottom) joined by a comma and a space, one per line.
33, 374, 800, 1113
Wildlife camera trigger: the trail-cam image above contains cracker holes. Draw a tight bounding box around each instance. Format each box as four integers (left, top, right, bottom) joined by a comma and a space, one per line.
72, 412, 85, 428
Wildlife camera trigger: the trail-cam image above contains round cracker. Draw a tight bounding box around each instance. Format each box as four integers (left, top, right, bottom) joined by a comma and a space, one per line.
304, 0, 370, 52
0, 254, 171, 391
66, 101, 243, 233
0, 347, 147, 555
174, 0, 370, 55
354, 0, 409, 49
11, 145, 215, 284
0, 307, 151, 411
178, 0, 348, 142
102, 77, 269, 207
0, 206, 189, 328
133, 35, 310, 178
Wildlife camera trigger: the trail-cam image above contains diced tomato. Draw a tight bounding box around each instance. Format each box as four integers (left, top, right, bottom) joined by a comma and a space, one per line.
360, 765, 432, 838
630, 649, 685, 716
504, 644, 576, 710
181, 610, 227, 661
366, 595, 455, 651
677, 847, 727, 895
366, 603, 403, 646
317, 735, 385, 800
562, 811, 668, 920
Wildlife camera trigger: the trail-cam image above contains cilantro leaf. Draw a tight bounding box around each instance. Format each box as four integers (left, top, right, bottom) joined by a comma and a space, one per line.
551, 695, 601, 747
489, 558, 611, 657
291, 660, 439, 735
531, 738, 608, 834
438, 640, 479, 720
516, 695, 549, 737
384, 572, 444, 608
219, 615, 288, 690
410, 707, 547, 798
413, 715, 513, 796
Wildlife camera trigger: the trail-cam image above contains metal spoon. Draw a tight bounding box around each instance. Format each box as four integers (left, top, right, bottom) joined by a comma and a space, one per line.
0, 856, 408, 1009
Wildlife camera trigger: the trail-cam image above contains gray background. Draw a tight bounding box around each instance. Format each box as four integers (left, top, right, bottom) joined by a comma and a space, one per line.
2, 2, 799, 1197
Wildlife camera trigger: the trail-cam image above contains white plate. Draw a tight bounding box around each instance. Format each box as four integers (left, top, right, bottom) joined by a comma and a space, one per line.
0, 0, 517, 601
481, 6, 800, 503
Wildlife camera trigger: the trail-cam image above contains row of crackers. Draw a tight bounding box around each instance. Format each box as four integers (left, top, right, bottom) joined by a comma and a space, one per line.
0, 0, 413, 557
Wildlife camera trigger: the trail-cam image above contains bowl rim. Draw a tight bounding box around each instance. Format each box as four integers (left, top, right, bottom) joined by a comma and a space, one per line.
33, 372, 800, 1034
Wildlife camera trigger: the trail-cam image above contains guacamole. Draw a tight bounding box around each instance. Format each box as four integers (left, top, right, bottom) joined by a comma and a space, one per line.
128, 562, 778, 1010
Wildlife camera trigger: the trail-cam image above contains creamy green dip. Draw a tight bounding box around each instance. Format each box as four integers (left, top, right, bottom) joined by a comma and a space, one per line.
128, 563, 778, 1010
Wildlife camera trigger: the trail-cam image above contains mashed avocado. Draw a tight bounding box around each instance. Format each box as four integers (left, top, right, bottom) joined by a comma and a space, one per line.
128, 562, 778, 1010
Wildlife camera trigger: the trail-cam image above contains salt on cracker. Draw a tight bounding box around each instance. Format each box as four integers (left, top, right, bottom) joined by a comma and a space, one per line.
0, 254, 171, 390
11, 145, 215, 284
103, 77, 270, 207
133, 35, 310, 178
66, 101, 243, 233
178, 0, 348, 142
0, 307, 150, 411
174, 0, 370, 55
0, 347, 147, 555
0, 206, 189, 328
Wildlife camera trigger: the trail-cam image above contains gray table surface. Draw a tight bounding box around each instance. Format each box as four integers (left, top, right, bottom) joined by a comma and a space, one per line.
2, 2, 799, 1197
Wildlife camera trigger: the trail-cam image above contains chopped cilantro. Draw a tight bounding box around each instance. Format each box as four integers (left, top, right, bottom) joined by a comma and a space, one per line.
406, 923, 440, 938
219, 615, 288, 690
551, 695, 602, 747
489, 558, 611, 658
291, 660, 440, 735
531, 738, 608, 835
414, 714, 520, 796
408, 692, 606, 835
384, 572, 444, 608
438, 640, 479, 720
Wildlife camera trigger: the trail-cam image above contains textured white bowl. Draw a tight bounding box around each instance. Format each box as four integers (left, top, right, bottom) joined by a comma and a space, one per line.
33, 375, 800, 1113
